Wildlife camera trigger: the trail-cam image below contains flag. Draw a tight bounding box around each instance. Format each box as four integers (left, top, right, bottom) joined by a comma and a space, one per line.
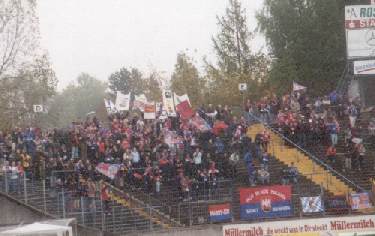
190, 115, 211, 132
300, 196, 324, 213
115, 92, 131, 111
133, 94, 147, 111
104, 99, 117, 114
144, 102, 156, 120
96, 163, 121, 179
293, 81, 307, 91
176, 100, 194, 119
174, 93, 191, 106
213, 121, 228, 135
162, 89, 176, 116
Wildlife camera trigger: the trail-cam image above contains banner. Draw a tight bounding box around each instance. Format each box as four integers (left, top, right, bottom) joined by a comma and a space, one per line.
349, 192, 372, 210
174, 93, 191, 106
176, 100, 194, 120
190, 115, 211, 132
239, 185, 292, 220
223, 215, 375, 236
354, 60, 375, 75
208, 203, 231, 222
325, 195, 350, 214
162, 89, 176, 116
104, 99, 117, 114
345, 5, 375, 29
115, 92, 131, 111
144, 102, 156, 120
346, 28, 375, 58
133, 94, 147, 111
96, 163, 121, 179
301, 196, 324, 213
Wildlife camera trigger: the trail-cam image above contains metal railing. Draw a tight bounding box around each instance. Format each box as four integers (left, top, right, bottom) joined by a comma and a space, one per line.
245, 111, 366, 193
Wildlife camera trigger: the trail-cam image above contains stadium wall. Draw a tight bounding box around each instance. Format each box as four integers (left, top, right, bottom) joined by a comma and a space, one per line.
0, 192, 110, 236
127, 225, 222, 236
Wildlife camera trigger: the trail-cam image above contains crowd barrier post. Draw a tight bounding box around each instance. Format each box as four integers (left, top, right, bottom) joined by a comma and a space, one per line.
100, 198, 105, 231
188, 192, 192, 226
81, 197, 85, 225
177, 203, 181, 224
4, 172, 8, 193
62, 188, 66, 218
320, 184, 326, 216
42, 179, 47, 213
23, 173, 27, 204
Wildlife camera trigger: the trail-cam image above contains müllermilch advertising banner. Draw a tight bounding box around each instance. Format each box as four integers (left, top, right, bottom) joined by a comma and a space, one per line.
223, 215, 375, 236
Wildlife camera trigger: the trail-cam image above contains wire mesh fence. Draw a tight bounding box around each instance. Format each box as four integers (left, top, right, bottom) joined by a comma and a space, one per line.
0, 168, 372, 234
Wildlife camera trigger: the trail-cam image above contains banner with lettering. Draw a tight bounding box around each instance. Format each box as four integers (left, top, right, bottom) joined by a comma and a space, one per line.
349, 192, 372, 210
223, 215, 375, 236
208, 203, 231, 222
115, 92, 131, 111
239, 185, 292, 220
144, 102, 156, 120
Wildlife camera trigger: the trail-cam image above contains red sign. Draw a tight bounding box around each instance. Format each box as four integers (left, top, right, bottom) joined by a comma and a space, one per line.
239, 185, 292, 219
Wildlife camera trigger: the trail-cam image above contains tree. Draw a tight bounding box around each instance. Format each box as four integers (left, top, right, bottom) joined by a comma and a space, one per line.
171, 53, 204, 107
257, 0, 346, 95
108, 67, 144, 95
206, 0, 269, 105
0, 54, 57, 129
47, 73, 106, 127
143, 71, 163, 102
212, 0, 252, 76
0, 0, 39, 78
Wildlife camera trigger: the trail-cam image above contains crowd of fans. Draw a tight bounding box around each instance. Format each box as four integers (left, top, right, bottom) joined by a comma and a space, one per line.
0, 102, 282, 207
246, 88, 374, 173
3, 87, 371, 214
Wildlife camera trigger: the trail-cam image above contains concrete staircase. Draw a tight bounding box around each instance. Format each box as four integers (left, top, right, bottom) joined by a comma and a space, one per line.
247, 123, 354, 196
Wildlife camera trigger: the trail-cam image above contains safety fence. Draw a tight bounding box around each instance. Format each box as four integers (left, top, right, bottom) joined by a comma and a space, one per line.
1, 168, 373, 233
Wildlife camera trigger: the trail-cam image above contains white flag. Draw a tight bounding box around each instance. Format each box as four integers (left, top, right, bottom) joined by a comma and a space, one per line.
133, 94, 148, 111
115, 92, 131, 111
173, 93, 191, 106
301, 196, 324, 213
293, 81, 307, 91
104, 99, 117, 114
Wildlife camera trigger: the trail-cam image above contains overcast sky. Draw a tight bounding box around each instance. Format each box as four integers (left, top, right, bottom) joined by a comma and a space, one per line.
37, 0, 266, 90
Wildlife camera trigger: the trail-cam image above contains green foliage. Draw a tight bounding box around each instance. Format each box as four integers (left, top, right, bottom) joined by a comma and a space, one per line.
0, 54, 57, 130
171, 53, 204, 107
257, 0, 346, 96
205, 0, 270, 105
47, 73, 106, 127
108, 67, 144, 95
